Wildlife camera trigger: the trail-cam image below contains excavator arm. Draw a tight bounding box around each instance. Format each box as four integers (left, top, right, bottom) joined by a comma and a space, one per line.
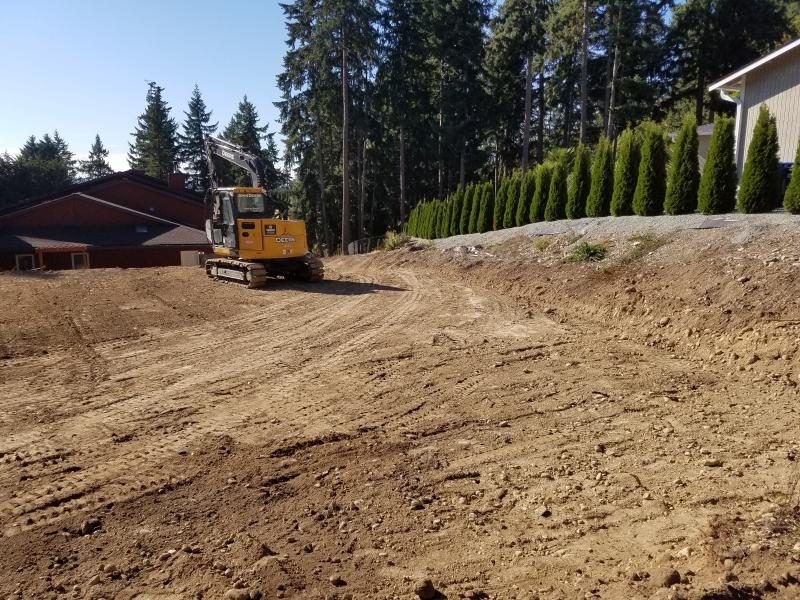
205, 136, 266, 189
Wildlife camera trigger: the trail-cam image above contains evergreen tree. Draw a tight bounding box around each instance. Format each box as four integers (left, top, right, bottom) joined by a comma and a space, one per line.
128, 82, 178, 180
586, 137, 613, 217
79, 134, 114, 180
566, 144, 591, 219
738, 104, 781, 213
493, 177, 509, 230
516, 169, 535, 226
611, 128, 639, 216
439, 199, 451, 237
529, 162, 552, 222
665, 114, 700, 214
698, 115, 738, 214
222, 95, 284, 189
450, 187, 464, 234
545, 161, 568, 221
468, 183, 481, 233
783, 141, 800, 214
633, 123, 667, 216
477, 182, 494, 232
503, 172, 521, 228
9, 132, 76, 201
177, 84, 218, 192
460, 185, 474, 234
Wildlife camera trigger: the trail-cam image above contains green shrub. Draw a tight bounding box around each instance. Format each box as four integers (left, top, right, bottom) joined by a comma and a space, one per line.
545, 162, 568, 221
633, 123, 667, 216
503, 173, 521, 229
460, 186, 473, 234
698, 115, 738, 214
440, 200, 451, 237
448, 188, 462, 235
738, 104, 781, 213
529, 163, 553, 223
468, 185, 481, 233
567, 241, 607, 262
477, 182, 494, 232
517, 170, 535, 226
567, 144, 591, 219
586, 137, 614, 217
493, 177, 509, 230
611, 128, 639, 216
665, 114, 700, 215
784, 140, 800, 214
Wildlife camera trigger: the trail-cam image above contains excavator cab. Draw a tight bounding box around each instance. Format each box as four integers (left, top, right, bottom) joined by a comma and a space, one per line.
208, 188, 280, 250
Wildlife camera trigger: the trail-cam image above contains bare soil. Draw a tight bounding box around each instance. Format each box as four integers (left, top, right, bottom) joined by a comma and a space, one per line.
1, 223, 800, 600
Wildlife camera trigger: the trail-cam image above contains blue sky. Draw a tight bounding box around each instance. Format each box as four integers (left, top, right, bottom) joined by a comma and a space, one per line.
1, 1, 288, 170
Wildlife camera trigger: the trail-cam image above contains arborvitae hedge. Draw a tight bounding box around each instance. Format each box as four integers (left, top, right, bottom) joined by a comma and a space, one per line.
665, 114, 700, 215
698, 115, 738, 214
460, 185, 473, 234
450, 188, 463, 234
738, 104, 781, 213
633, 123, 667, 216
477, 182, 493, 232
586, 137, 614, 217
784, 139, 800, 214
545, 162, 568, 221
611, 128, 639, 216
517, 170, 535, 226
493, 178, 508, 230
529, 163, 552, 223
503, 173, 521, 229
567, 144, 591, 219
468, 184, 481, 233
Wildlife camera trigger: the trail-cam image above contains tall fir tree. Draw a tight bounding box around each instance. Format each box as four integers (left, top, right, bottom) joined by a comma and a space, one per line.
610, 128, 639, 216
698, 115, 738, 214
222, 95, 284, 190
128, 82, 178, 180
79, 134, 114, 180
738, 104, 781, 213
566, 144, 591, 219
633, 123, 667, 216
664, 114, 700, 215
178, 85, 218, 192
586, 137, 613, 217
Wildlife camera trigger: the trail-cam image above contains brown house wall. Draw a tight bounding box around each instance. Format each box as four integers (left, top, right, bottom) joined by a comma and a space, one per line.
89, 181, 205, 227
0, 246, 209, 271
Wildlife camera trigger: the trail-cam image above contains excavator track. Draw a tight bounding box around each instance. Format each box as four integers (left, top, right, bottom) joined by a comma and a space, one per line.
205, 254, 323, 289
205, 258, 268, 289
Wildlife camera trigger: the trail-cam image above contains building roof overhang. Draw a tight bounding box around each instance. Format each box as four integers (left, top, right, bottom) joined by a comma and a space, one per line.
709, 37, 800, 92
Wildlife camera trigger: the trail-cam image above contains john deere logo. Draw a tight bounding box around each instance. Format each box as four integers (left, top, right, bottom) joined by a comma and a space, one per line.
276, 237, 296, 244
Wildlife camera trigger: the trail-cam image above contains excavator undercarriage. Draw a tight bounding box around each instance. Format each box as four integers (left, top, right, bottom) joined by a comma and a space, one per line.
205, 253, 324, 289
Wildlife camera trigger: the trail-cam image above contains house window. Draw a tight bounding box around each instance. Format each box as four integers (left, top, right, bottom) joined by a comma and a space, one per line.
15, 254, 35, 271
71, 252, 90, 269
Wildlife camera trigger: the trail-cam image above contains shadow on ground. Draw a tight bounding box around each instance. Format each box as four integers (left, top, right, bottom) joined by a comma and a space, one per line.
266, 279, 407, 296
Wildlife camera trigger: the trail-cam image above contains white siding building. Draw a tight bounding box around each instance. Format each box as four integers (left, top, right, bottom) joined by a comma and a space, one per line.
709, 38, 800, 175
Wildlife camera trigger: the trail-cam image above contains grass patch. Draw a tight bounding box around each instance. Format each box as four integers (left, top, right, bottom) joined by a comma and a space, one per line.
565, 232, 584, 245
533, 236, 552, 252
619, 231, 670, 264
384, 232, 410, 251
567, 241, 607, 262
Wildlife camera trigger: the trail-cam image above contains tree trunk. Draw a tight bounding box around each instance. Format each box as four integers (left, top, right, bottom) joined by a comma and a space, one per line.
537, 65, 545, 163
522, 52, 533, 173
606, 5, 622, 140
341, 39, 351, 255
459, 145, 466, 190
358, 138, 367, 239
399, 127, 406, 227
315, 122, 332, 257
696, 60, 706, 126
579, 0, 590, 144
438, 69, 444, 200
602, 1, 615, 134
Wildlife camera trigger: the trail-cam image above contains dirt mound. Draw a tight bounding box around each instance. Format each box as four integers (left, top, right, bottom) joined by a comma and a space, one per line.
1, 222, 799, 599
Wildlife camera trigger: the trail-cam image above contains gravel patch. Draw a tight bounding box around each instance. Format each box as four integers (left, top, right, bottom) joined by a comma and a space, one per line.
432, 212, 800, 250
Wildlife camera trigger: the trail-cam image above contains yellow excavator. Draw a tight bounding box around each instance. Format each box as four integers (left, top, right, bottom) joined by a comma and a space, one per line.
203, 136, 323, 288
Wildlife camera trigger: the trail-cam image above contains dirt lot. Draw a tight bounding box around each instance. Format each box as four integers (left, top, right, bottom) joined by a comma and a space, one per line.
1, 220, 800, 600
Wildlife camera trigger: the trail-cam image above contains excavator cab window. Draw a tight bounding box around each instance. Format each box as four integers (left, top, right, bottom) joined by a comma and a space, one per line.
236, 193, 267, 215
